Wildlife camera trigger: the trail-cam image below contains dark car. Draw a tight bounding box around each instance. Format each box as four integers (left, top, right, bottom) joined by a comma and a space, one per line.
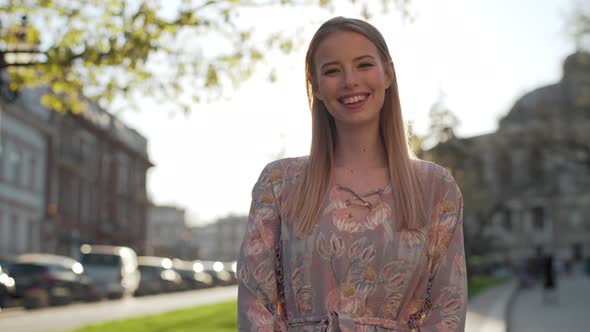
0, 262, 15, 309
195, 260, 233, 286
224, 261, 238, 285
172, 259, 214, 290
10, 254, 99, 309
135, 256, 182, 296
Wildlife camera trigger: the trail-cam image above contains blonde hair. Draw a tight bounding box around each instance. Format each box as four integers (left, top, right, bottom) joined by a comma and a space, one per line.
286, 17, 427, 237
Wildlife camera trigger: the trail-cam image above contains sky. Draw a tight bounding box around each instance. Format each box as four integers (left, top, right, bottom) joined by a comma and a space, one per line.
119, 0, 582, 226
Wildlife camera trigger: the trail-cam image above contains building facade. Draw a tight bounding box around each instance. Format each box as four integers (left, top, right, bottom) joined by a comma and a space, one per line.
0, 81, 153, 258
0, 88, 51, 257
46, 101, 153, 257
426, 50, 590, 264
192, 215, 247, 262
146, 205, 196, 259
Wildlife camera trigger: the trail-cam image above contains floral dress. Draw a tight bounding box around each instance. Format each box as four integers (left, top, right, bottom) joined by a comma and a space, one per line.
238, 157, 466, 332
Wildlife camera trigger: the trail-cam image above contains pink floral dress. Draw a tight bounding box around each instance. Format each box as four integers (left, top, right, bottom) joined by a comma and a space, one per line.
238, 157, 466, 332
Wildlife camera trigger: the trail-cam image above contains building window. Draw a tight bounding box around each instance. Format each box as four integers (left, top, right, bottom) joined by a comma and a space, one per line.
102, 153, 111, 182
30, 156, 37, 192
503, 209, 512, 231
529, 149, 544, 182
0, 206, 4, 251
29, 219, 37, 252
11, 213, 19, 253
532, 207, 544, 231
117, 153, 129, 195
0, 136, 4, 181
496, 153, 512, 187
21, 151, 30, 189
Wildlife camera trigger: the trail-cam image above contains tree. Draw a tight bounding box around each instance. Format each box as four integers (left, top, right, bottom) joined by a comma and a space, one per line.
0, 0, 413, 114
570, 2, 590, 49
425, 90, 459, 149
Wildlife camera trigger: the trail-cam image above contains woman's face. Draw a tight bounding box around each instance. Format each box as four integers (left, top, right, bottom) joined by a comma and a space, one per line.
312, 30, 392, 129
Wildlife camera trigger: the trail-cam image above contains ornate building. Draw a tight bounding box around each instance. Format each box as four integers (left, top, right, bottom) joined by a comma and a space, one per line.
426, 50, 590, 264
0, 88, 51, 257
46, 101, 153, 257
0, 83, 153, 258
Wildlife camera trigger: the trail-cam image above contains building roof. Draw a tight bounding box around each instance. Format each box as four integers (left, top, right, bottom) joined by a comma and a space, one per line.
500, 50, 590, 126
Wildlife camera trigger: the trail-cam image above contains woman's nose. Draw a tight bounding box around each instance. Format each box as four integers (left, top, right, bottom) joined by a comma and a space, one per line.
342, 68, 359, 88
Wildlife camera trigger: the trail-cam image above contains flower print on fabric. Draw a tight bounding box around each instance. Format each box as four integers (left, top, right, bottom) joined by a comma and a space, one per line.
238, 158, 467, 332
324, 184, 394, 242
291, 257, 314, 315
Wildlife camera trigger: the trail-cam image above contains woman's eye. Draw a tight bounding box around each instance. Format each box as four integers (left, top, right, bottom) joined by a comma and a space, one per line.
359, 62, 374, 68
323, 69, 339, 75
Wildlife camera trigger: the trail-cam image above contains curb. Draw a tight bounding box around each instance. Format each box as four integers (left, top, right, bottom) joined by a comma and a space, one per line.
466, 279, 519, 332
504, 283, 520, 332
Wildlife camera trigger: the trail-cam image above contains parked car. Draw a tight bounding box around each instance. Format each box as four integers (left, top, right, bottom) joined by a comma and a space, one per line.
0, 263, 15, 309
79, 244, 140, 299
224, 261, 238, 284
136, 256, 182, 296
196, 260, 233, 286
10, 253, 95, 309
172, 259, 213, 290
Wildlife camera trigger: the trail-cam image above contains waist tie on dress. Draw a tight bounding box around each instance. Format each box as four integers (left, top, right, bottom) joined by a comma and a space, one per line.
286, 313, 405, 331
320, 311, 355, 332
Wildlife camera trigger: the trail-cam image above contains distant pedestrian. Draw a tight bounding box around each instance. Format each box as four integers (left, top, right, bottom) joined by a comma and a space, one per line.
564, 259, 572, 276
541, 253, 558, 304
237, 16, 467, 331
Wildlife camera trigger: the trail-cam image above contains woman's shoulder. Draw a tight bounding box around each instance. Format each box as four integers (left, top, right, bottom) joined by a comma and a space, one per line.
261, 155, 308, 183
411, 158, 454, 183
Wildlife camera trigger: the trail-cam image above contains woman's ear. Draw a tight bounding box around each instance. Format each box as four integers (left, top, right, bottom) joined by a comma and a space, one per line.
308, 74, 323, 100
385, 60, 394, 89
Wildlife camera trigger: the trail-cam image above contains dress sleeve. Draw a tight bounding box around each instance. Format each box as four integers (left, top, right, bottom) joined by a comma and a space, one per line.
414, 169, 467, 332
237, 165, 285, 332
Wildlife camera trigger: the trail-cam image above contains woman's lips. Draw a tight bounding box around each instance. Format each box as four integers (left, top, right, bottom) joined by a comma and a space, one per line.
339, 93, 370, 110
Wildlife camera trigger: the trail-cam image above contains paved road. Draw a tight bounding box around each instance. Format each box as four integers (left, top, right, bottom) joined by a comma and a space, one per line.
0, 286, 238, 332
510, 272, 590, 332
466, 280, 516, 332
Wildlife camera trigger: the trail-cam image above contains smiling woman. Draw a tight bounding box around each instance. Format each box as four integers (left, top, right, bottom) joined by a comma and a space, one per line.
237, 17, 467, 332
312, 31, 392, 129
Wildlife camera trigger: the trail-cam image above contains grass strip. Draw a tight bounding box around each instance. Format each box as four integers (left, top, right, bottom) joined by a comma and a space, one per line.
70, 300, 237, 332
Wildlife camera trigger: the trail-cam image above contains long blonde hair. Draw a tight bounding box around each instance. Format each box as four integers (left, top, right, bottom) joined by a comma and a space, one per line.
286, 17, 427, 237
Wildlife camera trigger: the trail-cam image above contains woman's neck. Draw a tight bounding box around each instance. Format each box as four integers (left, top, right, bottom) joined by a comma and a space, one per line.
332, 124, 387, 171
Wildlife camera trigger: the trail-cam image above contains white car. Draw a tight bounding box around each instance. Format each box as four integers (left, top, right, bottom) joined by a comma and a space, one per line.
79, 244, 140, 299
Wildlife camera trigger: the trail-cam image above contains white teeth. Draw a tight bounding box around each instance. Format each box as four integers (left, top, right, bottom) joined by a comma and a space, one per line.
342, 95, 366, 104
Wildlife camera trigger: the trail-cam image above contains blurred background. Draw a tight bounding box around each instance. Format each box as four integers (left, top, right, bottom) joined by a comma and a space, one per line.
0, 0, 589, 331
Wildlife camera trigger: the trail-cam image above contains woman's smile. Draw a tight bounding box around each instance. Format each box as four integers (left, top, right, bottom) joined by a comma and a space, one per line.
339, 93, 370, 110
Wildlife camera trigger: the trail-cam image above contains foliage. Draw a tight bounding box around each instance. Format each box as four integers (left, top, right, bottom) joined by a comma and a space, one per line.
424, 90, 459, 149
0, 0, 413, 114
571, 4, 590, 47
70, 300, 238, 332
467, 275, 508, 299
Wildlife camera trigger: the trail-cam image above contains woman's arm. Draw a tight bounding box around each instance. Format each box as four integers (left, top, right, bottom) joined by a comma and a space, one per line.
237, 165, 285, 332
412, 169, 467, 332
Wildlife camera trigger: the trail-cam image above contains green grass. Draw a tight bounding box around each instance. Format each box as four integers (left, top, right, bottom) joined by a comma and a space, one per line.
69, 300, 237, 332
468, 275, 508, 299
69, 277, 505, 331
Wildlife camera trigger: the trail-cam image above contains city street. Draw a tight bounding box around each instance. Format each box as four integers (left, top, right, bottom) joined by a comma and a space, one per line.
510, 272, 590, 332
0, 286, 237, 332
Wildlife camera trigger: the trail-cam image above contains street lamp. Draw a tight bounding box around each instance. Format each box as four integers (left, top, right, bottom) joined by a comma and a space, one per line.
0, 15, 45, 101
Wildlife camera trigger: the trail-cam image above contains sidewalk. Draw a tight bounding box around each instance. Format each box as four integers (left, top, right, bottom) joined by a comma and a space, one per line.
466, 280, 517, 332
509, 272, 590, 332
0, 286, 238, 332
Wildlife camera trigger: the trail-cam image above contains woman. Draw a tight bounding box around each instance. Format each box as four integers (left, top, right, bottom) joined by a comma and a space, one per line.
238, 17, 466, 332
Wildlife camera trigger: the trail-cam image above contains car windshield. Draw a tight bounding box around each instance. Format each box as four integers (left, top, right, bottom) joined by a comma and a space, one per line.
138, 265, 162, 274
9, 263, 47, 276
81, 253, 121, 266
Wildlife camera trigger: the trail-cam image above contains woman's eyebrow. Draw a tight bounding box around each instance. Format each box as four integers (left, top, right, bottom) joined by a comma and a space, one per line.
319, 55, 376, 69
